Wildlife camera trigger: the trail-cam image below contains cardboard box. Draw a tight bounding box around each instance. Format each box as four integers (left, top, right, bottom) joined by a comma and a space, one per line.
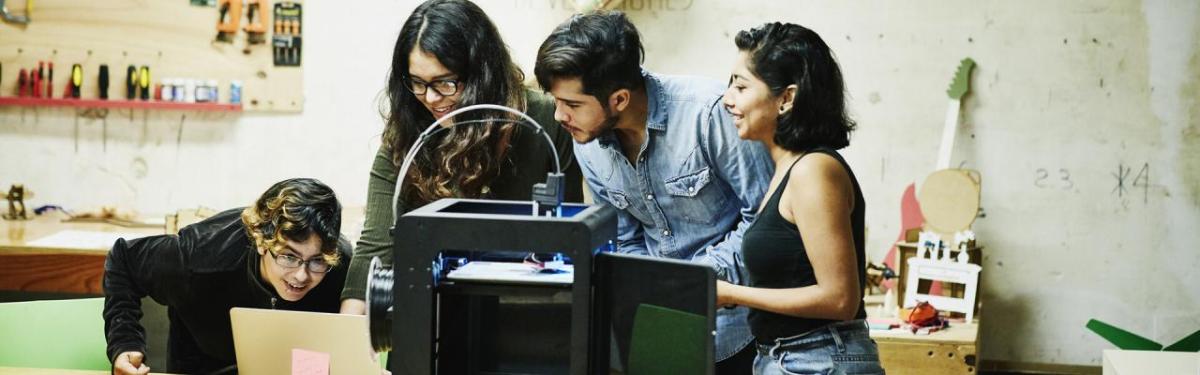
1102, 350, 1199, 374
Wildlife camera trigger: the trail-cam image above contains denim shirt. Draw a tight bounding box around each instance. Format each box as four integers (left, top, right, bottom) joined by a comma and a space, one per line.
575, 70, 774, 360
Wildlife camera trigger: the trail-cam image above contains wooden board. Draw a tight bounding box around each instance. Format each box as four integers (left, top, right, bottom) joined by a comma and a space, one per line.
917, 169, 980, 238
0, 206, 365, 294
0, 253, 106, 294
0, 0, 303, 112
0, 211, 164, 294
877, 339, 978, 375
871, 321, 981, 374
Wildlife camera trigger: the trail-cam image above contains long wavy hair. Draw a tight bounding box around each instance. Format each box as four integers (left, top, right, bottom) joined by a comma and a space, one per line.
241, 178, 342, 265
383, 0, 526, 207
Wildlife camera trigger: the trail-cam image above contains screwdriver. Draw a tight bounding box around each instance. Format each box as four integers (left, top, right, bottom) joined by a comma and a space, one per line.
138, 66, 150, 101
70, 64, 83, 99
33, 62, 42, 98
47, 62, 54, 99
98, 65, 110, 100
18, 69, 28, 97
125, 65, 137, 100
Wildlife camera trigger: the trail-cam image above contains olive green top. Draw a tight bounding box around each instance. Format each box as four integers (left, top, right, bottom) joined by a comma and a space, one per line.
342, 90, 583, 300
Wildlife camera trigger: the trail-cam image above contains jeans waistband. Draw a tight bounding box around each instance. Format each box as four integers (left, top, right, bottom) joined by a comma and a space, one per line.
755, 320, 870, 357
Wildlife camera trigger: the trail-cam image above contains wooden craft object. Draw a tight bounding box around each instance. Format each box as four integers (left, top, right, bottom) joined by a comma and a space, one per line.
904, 230, 982, 320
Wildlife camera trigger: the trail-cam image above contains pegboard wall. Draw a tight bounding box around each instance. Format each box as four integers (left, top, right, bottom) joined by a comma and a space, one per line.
0, 0, 303, 112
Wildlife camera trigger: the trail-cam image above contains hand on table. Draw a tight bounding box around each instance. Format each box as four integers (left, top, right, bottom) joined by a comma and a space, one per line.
113, 351, 150, 375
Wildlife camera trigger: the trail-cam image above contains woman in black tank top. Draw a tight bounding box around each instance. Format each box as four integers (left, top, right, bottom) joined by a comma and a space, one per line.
718, 22, 884, 374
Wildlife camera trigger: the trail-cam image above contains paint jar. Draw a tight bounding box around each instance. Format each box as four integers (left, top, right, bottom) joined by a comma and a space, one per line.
195, 80, 212, 103
183, 79, 197, 103
172, 79, 186, 102
230, 80, 243, 105
208, 80, 219, 103
162, 79, 175, 102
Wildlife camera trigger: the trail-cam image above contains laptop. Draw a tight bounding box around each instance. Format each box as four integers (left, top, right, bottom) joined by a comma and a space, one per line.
230, 308, 380, 375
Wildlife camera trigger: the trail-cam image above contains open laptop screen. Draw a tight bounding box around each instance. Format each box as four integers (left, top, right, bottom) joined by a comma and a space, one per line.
230, 308, 380, 375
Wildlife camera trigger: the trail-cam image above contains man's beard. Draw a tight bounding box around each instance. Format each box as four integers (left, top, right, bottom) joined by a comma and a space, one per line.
596, 104, 620, 136
574, 104, 621, 144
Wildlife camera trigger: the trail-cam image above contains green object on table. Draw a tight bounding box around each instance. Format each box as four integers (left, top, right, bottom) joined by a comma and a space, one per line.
1087, 318, 1200, 352
628, 303, 708, 375
1162, 329, 1200, 352
1086, 319, 1163, 351
0, 298, 111, 370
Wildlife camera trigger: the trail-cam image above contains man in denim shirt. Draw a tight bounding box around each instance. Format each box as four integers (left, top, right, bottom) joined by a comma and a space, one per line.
535, 11, 773, 374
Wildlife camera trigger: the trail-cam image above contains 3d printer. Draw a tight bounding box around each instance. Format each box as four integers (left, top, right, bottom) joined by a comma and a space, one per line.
363, 105, 715, 374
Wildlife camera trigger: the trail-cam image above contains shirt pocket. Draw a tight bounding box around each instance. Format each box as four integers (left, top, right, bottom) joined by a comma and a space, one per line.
663, 167, 730, 224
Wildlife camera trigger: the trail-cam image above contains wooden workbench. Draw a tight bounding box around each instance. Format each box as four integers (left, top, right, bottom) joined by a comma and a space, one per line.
0, 212, 164, 294
871, 320, 980, 374
0, 206, 366, 295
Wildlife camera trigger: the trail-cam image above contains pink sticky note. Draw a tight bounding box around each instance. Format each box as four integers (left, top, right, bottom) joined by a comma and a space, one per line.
291, 348, 330, 375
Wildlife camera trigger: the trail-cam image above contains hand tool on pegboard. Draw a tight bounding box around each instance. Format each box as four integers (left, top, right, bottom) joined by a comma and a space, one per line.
138, 66, 150, 100
69, 63, 82, 98
46, 62, 53, 98
125, 65, 137, 100
243, 0, 267, 44
272, 2, 302, 66
0, 0, 32, 25
215, 0, 241, 43
17, 69, 28, 97
32, 61, 42, 97
98, 65, 110, 100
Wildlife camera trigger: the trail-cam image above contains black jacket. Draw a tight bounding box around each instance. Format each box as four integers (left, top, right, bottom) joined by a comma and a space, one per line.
102, 208, 352, 374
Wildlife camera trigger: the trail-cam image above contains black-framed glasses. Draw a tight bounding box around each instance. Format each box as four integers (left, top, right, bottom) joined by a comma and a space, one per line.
407, 77, 459, 96
267, 250, 333, 273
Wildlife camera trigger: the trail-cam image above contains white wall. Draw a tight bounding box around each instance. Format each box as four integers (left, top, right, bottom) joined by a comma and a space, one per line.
1, 0, 1196, 367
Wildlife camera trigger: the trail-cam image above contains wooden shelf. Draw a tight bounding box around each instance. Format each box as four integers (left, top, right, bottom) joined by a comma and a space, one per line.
0, 97, 243, 112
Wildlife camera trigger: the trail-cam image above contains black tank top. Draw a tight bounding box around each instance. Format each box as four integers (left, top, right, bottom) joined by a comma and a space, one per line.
743, 148, 867, 342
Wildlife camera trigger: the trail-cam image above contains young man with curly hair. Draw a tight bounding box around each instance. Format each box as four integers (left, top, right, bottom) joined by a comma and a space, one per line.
102, 178, 352, 375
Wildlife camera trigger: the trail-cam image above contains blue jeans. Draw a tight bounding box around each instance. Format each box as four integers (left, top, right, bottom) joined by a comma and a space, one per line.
753, 320, 885, 375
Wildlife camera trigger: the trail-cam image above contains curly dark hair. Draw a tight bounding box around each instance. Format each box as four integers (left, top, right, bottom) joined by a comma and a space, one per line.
383, 0, 526, 207
735, 22, 855, 151
534, 10, 645, 104
241, 178, 342, 265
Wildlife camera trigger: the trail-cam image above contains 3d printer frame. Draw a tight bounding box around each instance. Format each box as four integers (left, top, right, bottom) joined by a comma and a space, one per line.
391, 198, 617, 375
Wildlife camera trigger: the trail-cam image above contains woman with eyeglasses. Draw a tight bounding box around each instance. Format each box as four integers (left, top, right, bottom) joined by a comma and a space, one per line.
339, 0, 582, 316
103, 178, 352, 375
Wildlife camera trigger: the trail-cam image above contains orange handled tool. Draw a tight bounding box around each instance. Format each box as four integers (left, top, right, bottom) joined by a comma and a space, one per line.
243, 0, 266, 44
215, 0, 241, 42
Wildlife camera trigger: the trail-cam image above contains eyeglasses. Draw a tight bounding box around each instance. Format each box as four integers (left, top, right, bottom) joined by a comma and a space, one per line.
267, 250, 333, 273
407, 77, 459, 96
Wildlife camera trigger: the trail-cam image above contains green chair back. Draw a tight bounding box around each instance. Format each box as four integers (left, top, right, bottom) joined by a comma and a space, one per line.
0, 298, 110, 370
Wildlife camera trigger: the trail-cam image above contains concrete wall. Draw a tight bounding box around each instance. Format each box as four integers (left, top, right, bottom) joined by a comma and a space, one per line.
1, 0, 1196, 367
